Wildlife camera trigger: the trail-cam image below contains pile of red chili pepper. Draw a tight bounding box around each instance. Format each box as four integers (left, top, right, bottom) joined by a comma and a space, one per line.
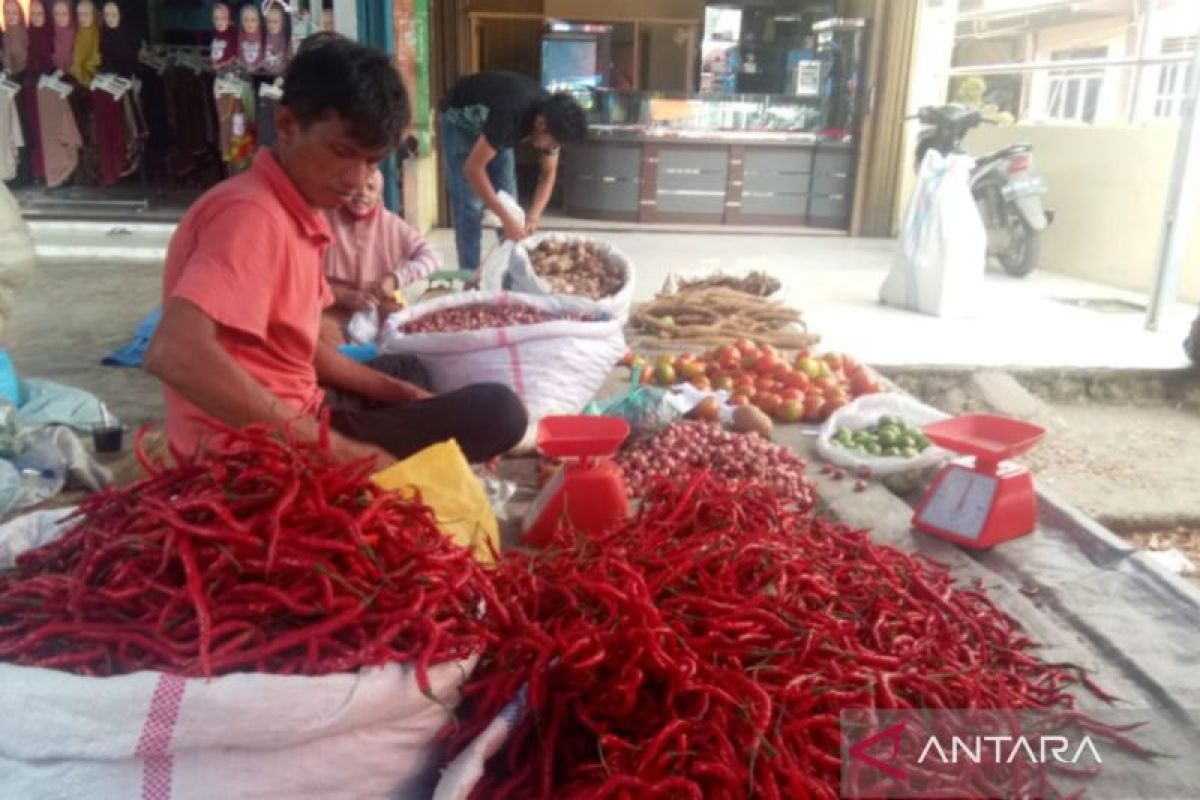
442, 472, 1144, 799
0, 424, 495, 687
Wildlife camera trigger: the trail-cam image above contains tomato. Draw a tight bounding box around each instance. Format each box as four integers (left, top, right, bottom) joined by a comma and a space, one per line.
778, 387, 803, 403
803, 392, 826, 423
754, 354, 778, 376
849, 367, 881, 397
713, 374, 736, 392
756, 376, 777, 394
754, 392, 782, 416
771, 361, 793, 381
654, 364, 677, 386
620, 349, 635, 367
691, 375, 712, 391
655, 353, 676, 368
729, 393, 751, 407
822, 352, 844, 373
796, 357, 824, 380
842, 354, 862, 374
734, 374, 756, 391
775, 400, 804, 424
814, 376, 840, 394
735, 338, 758, 356
679, 360, 706, 381
783, 371, 811, 392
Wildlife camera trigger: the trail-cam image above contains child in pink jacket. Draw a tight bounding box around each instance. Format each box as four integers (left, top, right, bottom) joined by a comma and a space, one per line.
322, 168, 441, 343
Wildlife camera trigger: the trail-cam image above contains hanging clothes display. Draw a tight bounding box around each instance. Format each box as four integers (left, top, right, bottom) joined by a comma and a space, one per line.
38, 0, 81, 188
210, 2, 237, 71
2, 0, 29, 184
237, 4, 265, 72
0, 75, 23, 182
261, 1, 292, 77
161, 51, 219, 187
50, 0, 74, 74
2, 0, 28, 74
69, 2, 100, 85
92, 1, 137, 186
24, 1, 54, 184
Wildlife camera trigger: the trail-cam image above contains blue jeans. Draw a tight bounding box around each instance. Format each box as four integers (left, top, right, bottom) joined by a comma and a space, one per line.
440, 116, 517, 272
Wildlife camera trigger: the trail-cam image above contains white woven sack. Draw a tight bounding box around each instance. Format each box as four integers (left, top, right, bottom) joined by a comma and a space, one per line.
0, 182, 36, 337
0, 513, 475, 800
507, 234, 636, 323
816, 393, 951, 477
380, 291, 626, 422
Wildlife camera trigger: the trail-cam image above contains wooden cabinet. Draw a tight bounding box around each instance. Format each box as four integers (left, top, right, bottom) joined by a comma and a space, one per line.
561, 134, 857, 229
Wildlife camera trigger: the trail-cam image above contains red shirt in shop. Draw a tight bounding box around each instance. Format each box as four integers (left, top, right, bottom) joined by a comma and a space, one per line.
161, 149, 334, 454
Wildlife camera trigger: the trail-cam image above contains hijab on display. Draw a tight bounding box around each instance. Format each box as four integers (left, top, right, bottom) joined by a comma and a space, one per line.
71, 0, 101, 85
262, 0, 290, 76
50, 0, 75, 74
26, 1, 54, 74
2, 0, 28, 74
211, 1, 236, 69
237, 3, 264, 70
98, 1, 134, 76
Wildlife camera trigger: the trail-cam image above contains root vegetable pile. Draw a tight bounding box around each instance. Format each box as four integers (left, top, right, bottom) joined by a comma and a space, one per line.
615, 421, 817, 512
529, 239, 625, 300
442, 473, 1145, 799
675, 270, 781, 297
0, 424, 494, 684
632, 286, 818, 349
402, 303, 596, 334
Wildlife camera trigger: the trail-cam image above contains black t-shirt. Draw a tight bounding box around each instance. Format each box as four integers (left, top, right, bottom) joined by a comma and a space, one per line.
441, 71, 548, 150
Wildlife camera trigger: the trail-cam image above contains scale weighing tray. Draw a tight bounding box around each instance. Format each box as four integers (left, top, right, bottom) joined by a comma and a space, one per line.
524, 416, 631, 548
913, 414, 1046, 549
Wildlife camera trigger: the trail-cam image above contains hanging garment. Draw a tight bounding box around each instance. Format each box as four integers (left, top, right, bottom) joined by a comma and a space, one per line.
24, 4, 54, 182
2, 0, 29, 74
36, 82, 80, 187
119, 86, 146, 179
0, 93, 25, 181
90, 86, 124, 185
50, 2, 75, 74
70, 20, 100, 86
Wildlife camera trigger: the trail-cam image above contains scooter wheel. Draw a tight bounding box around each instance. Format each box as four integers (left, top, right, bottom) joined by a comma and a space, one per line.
1000, 217, 1040, 277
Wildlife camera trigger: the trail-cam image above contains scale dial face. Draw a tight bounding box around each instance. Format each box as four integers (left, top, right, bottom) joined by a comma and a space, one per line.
917, 467, 998, 541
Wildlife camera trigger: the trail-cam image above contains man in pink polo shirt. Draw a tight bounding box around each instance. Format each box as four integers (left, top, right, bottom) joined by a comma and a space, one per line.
146, 35, 526, 467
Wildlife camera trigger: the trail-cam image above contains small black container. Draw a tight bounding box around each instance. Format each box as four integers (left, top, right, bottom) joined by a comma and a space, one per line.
92, 426, 124, 454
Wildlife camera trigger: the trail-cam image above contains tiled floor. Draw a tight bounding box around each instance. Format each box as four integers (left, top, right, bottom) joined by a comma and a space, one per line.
27, 220, 1198, 371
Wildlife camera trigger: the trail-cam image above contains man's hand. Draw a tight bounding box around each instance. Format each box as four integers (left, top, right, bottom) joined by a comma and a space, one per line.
501, 214, 526, 244
334, 285, 374, 312
330, 431, 395, 472
524, 215, 541, 238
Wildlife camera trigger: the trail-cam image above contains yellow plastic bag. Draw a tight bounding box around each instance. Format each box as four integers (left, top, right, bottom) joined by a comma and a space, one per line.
372, 439, 499, 564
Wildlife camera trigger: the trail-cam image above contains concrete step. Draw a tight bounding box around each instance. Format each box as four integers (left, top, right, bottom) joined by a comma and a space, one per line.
28, 221, 173, 263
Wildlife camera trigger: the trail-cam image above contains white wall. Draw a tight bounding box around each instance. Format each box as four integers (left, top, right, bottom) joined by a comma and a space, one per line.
966, 123, 1200, 303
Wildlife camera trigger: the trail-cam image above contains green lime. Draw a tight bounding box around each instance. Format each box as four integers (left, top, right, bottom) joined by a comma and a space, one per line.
901, 447, 919, 458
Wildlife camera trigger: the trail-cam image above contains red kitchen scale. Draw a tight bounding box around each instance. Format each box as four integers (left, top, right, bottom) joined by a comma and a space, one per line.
523, 415, 631, 548
913, 414, 1046, 549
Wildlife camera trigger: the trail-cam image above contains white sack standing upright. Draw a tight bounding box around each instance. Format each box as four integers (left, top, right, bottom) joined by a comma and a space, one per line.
0, 183, 36, 337
880, 150, 986, 318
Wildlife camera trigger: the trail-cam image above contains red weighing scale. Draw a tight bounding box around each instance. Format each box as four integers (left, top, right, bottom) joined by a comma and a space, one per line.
523, 416, 631, 548
913, 414, 1046, 549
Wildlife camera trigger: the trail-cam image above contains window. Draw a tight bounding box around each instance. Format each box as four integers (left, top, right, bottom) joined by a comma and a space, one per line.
1045, 48, 1107, 124
1153, 38, 1196, 119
